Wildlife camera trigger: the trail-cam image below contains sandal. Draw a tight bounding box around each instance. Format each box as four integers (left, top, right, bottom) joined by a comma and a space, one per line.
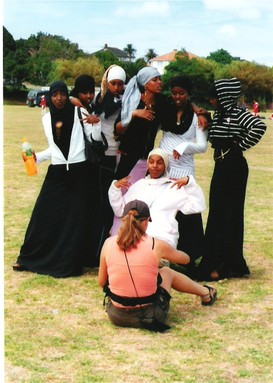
201, 285, 217, 306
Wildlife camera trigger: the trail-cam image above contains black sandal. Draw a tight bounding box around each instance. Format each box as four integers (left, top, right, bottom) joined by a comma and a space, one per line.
201, 285, 217, 306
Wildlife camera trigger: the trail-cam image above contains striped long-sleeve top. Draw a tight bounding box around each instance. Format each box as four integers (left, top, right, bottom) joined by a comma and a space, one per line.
208, 78, 266, 150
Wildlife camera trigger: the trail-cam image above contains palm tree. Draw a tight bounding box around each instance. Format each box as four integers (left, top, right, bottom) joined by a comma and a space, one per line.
122, 59, 146, 81
123, 44, 137, 62
145, 48, 157, 63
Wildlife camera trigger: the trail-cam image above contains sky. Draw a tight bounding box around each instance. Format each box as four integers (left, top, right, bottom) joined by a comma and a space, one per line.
2, 0, 273, 67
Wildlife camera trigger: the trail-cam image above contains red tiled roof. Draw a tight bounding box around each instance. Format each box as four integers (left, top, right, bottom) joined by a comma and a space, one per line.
150, 49, 198, 62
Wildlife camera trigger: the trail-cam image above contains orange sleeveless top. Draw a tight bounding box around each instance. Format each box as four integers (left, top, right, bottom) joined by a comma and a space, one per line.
106, 236, 158, 307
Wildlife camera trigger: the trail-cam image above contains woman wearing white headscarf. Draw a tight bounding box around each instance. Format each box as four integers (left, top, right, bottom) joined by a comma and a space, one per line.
95, 65, 126, 162
94, 65, 127, 243
109, 148, 206, 248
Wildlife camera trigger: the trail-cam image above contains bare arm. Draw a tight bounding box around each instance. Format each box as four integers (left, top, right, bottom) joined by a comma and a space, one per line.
70, 96, 83, 108
98, 239, 110, 288
191, 103, 211, 130
154, 238, 190, 265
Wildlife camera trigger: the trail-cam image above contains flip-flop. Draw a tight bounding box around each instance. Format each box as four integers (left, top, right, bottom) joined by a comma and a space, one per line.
201, 285, 217, 306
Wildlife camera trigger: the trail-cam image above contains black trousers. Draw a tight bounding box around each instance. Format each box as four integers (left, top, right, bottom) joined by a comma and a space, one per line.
114, 154, 139, 180
176, 211, 205, 263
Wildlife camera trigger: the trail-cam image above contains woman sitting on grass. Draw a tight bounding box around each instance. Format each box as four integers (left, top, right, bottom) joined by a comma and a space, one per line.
98, 199, 217, 332
109, 148, 205, 252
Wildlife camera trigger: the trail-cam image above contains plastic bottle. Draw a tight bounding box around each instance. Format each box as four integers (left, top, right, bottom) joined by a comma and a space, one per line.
22, 138, 37, 176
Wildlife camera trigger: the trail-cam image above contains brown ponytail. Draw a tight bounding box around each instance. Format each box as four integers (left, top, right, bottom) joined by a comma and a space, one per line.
116, 211, 147, 250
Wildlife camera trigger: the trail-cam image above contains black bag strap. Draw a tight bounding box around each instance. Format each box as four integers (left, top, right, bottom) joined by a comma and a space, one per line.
77, 106, 84, 129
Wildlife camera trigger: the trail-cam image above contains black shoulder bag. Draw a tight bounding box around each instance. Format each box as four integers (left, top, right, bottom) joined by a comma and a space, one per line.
77, 107, 108, 165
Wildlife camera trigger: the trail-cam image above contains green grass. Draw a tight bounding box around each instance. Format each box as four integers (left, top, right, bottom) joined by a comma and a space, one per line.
4, 105, 273, 382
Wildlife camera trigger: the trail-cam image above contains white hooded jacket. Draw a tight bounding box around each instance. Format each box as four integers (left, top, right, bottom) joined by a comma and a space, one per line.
108, 175, 206, 248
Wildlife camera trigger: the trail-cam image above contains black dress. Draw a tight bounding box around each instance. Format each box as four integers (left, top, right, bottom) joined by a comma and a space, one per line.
17, 162, 102, 277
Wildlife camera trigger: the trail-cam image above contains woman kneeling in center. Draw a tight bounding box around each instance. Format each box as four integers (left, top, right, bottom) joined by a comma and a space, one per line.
98, 200, 217, 332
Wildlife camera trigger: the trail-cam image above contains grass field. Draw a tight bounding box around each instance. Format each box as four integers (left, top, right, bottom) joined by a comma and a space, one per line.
3, 105, 273, 383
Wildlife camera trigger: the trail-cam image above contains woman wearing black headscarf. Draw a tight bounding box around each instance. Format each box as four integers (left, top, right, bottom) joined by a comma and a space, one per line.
13, 81, 104, 277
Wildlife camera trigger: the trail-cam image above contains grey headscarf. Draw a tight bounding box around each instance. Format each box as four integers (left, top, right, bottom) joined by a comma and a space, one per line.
121, 66, 160, 127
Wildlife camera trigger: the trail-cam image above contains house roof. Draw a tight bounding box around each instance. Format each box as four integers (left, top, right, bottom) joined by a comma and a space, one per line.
92, 44, 130, 59
150, 49, 198, 62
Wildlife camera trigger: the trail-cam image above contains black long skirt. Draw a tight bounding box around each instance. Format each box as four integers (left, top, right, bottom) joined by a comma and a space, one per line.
17, 161, 103, 278
196, 146, 250, 280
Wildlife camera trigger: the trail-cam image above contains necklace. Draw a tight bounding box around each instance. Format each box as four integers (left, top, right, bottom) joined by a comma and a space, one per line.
145, 103, 153, 110
142, 92, 154, 110
55, 121, 63, 139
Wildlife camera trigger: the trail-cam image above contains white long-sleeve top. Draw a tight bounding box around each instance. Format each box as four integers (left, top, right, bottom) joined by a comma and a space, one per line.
108, 175, 206, 248
100, 109, 120, 156
35, 107, 102, 167
159, 114, 208, 178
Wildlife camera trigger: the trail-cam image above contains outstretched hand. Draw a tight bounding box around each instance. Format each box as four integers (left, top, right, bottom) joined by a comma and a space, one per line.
82, 112, 100, 124
114, 176, 132, 190
173, 150, 181, 160
170, 176, 189, 189
132, 109, 155, 122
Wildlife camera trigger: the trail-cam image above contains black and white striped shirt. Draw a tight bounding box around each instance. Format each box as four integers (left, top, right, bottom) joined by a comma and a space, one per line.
209, 78, 266, 150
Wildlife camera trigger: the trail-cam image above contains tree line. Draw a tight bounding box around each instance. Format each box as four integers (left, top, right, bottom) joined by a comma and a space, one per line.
3, 27, 273, 109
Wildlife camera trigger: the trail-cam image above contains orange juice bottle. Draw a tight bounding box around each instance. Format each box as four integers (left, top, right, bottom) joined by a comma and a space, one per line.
22, 138, 37, 176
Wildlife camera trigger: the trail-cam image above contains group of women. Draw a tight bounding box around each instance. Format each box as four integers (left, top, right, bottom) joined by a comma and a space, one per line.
13, 65, 266, 331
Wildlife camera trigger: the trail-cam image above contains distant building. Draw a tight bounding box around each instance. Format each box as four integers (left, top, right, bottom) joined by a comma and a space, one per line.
91, 43, 133, 62
148, 49, 199, 74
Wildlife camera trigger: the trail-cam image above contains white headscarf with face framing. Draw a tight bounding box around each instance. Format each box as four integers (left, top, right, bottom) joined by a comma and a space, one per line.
120, 66, 160, 128
147, 148, 169, 178
99, 65, 126, 102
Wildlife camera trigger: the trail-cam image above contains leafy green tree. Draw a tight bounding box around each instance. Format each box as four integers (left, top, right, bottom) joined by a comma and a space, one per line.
216, 60, 273, 107
163, 51, 217, 104
3, 29, 29, 87
122, 58, 146, 81
24, 32, 87, 84
207, 49, 235, 65
3, 26, 16, 56
123, 44, 137, 61
94, 50, 120, 71
48, 57, 104, 86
